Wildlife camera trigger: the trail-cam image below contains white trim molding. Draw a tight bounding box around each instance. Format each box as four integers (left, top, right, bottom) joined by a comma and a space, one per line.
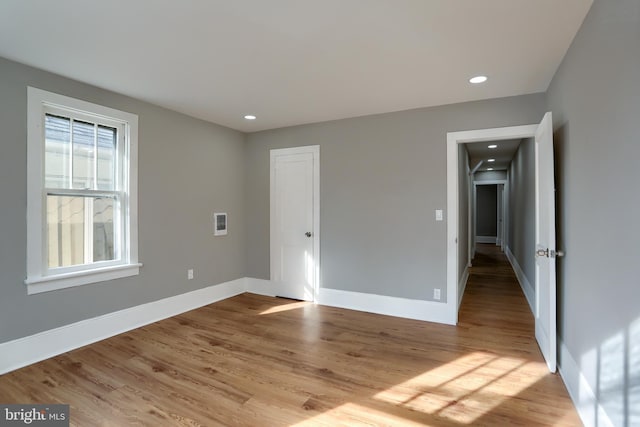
318, 288, 456, 325
447, 124, 538, 325
0, 278, 247, 375
245, 277, 277, 297
505, 246, 535, 313
0, 278, 460, 375
558, 339, 616, 427
26, 87, 140, 294
249, 279, 457, 325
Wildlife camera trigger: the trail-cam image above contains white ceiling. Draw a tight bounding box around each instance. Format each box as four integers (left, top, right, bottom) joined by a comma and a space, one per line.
466, 139, 522, 172
0, 1, 592, 132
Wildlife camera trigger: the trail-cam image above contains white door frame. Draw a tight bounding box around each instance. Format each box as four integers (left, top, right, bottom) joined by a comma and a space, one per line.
270, 145, 320, 301
447, 125, 537, 324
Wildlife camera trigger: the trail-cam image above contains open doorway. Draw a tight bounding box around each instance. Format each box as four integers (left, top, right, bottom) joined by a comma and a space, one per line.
446, 114, 559, 372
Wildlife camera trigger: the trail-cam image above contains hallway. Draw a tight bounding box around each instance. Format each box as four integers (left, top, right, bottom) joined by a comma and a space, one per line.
459, 244, 535, 332
454, 243, 579, 424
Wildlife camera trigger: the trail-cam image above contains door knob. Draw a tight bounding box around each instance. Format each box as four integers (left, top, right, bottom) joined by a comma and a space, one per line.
305, 232, 312, 237
536, 248, 565, 258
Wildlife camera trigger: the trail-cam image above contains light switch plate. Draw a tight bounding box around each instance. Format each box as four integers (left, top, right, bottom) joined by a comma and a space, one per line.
435, 209, 443, 221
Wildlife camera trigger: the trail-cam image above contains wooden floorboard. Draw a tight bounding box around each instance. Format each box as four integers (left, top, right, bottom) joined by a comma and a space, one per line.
0, 244, 581, 426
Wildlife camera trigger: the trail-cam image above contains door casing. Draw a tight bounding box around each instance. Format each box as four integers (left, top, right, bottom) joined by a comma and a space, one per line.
447, 124, 538, 324
447, 116, 557, 372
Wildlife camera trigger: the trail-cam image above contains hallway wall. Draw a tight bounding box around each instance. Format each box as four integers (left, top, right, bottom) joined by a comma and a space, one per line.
506, 137, 535, 299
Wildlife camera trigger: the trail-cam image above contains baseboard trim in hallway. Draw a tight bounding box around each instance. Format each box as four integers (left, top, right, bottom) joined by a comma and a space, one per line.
504, 245, 535, 313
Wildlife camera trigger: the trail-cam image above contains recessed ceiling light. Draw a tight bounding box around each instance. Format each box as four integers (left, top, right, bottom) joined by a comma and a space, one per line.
244, 115, 257, 120
488, 158, 495, 162
487, 168, 494, 171
488, 144, 497, 149
469, 75, 488, 84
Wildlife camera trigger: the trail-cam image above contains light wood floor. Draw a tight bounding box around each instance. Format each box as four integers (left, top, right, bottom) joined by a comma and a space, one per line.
0, 245, 581, 426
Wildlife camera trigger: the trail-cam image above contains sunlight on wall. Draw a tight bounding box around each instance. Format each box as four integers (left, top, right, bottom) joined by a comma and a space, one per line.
599, 332, 625, 427
578, 316, 640, 426
630, 318, 640, 426
372, 351, 547, 424
304, 250, 315, 301
579, 347, 599, 418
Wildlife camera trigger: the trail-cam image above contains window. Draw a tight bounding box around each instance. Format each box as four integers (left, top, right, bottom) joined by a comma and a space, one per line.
26, 87, 140, 294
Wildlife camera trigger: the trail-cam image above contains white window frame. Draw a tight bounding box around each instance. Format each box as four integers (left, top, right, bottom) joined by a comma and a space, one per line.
26, 87, 141, 294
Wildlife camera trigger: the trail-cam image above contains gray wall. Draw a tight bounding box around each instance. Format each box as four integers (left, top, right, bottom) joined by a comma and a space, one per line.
0, 57, 246, 343
245, 94, 546, 302
474, 170, 507, 181
507, 138, 535, 290
475, 185, 497, 237
546, 1, 640, 425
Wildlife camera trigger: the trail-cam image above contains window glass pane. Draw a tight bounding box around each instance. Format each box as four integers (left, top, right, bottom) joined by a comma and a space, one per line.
44, 114, 71, 189
72, 120, 95, 189
47, 195, 86, 268
47, 195, 116, 268
97, 125, 116, 190
93, 197, 115, 262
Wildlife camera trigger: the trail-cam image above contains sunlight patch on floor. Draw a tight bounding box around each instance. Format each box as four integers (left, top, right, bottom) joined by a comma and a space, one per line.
259, 301, 310, 315
373, 351, 549, 424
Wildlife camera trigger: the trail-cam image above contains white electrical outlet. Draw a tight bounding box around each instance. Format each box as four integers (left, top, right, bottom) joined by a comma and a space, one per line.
433, 288, 441, 300
187, 269, 194, 280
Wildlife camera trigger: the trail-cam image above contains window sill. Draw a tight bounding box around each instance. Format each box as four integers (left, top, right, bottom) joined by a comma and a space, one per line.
25, 263, 142, 295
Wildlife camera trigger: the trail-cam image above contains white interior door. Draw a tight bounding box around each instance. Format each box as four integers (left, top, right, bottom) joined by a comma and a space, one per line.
534, 112, 557, 373
270, 146, 319, 301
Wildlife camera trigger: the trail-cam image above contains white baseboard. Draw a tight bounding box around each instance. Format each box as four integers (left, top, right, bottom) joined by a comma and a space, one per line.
0, 277, 459, 375
318, 288, 456, 325
558, 339, 615, 427
0, 278, 246, 375
458, 266, 469, 310
505, 246, 535, 313
476, 236, 497, 244
245, 277, 277, 297
247, 277, 456, 325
